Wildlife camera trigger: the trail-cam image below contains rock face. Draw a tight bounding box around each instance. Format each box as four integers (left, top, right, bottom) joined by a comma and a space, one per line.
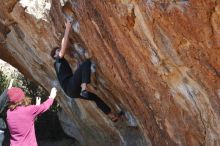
0, 0, 220, 145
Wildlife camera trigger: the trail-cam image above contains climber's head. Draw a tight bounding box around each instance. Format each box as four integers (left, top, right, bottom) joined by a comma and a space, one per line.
51, 47, 60, 59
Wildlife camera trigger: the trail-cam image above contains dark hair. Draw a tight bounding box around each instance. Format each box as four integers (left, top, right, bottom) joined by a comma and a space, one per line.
9, 97, 32, 111
50, 47, 60, 59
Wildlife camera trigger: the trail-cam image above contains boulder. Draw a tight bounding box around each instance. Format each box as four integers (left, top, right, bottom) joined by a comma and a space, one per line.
0, 0, 220, 145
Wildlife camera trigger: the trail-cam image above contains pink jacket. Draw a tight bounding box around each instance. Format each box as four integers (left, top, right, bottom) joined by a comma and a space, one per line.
7, 98, 54, 146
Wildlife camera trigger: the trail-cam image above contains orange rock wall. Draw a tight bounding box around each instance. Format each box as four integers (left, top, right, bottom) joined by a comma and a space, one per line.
0, 0, 220, 145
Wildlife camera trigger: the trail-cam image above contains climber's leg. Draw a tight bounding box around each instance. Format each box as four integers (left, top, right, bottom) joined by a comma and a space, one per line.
63, 59, 122, 122
64, 59, 91, 98
79, 59, 92, 98
81, 59, 91, 85
79, 92, 122, 122
80, 92, 111, 114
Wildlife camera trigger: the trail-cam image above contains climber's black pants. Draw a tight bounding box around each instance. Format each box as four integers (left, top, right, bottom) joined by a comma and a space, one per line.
61, 60, 111, 115
77, 92, 111, 114
65, 59, 92, 96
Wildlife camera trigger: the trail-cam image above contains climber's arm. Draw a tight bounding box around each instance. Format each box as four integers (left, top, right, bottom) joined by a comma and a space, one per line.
59, 20, 72, 58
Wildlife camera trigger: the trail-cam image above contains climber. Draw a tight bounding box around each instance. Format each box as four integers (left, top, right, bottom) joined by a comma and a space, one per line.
50, 20, 121, 122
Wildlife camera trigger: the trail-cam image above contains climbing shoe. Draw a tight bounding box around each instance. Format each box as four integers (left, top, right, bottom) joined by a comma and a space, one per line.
80, 90, 90, 99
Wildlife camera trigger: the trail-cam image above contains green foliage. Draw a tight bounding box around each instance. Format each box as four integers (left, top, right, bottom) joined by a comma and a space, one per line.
15, 74, 48, 100
14, 73, 60, 112
0, 69, 60, 113
0, 70, 8, 94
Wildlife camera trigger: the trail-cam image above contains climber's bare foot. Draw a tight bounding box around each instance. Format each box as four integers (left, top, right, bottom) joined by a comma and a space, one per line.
108, 111, 125, 122
108, 113, 119, 122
